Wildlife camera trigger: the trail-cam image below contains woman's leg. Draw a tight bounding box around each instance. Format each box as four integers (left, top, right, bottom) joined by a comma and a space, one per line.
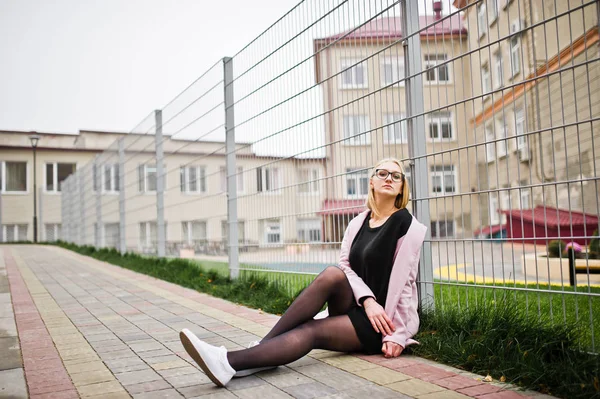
228, 315, 362, 371
261, 266, 355, 341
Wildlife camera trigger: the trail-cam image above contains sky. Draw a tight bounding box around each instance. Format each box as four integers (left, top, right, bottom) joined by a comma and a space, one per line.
0, 0, 457, 156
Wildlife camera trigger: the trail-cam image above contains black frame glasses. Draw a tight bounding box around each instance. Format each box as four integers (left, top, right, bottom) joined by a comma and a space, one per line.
373, 169, 404, 183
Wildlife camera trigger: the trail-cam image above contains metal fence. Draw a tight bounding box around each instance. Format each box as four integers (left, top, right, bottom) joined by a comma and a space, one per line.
58, 0, 600, 351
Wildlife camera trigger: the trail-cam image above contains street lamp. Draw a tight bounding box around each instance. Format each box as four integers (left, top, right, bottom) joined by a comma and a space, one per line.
29, 134, 40, 243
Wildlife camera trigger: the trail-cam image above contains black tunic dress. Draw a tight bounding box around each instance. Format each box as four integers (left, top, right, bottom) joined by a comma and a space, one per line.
346, 208, 412, 354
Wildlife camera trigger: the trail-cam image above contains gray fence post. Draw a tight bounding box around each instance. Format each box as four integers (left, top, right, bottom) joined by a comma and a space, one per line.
155, 109, 166, 257
401, 0, 434, 310
62, 178, 68, 242
223, 57, 239, 279
95, 156, 102, 248
79, 169, 85, 245
38, 187, 43, 242
119, 138, 126, 255
0, 190, 3, 243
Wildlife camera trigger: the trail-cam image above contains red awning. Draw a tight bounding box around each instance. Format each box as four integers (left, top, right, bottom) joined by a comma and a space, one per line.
473, 224, 506, 236
502, 206, 599, 228
318, 199, 366, 216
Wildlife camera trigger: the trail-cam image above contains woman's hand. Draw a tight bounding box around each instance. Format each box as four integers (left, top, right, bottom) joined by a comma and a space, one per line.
382, 342, 403, 358
363, 297, 395, 336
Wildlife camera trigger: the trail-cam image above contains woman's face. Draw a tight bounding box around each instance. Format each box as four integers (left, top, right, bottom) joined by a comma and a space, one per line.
370, 161, 404, 200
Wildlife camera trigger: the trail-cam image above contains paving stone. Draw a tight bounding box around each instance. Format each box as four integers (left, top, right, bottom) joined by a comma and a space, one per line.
115, 368, 163, 385
163, 370, 210, 388
224, 375, 267, 391
259, 370, 313, 388
0, 367, 27, 398
282, 381, 338, 399
234, 384, 294, 399
386, 379, 446, 397
69, 369, 115, 386
133, 389, 185, 398
0, 336, 23, 370
0, 317, 18, 337
342, 384, 411, 399
178, 383, 224, 398
76, 380, 126, 397
418, 390, 471, 399
354, 367, 411, 385
125, 379, 172, 395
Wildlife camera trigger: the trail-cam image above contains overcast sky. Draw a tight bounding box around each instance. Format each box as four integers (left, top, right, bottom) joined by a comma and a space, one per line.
0, 0, 456, 148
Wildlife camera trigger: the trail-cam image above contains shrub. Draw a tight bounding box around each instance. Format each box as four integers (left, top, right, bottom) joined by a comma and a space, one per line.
547, 240, 566, 258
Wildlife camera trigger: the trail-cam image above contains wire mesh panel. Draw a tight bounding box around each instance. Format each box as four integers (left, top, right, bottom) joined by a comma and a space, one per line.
57, 0, 600, 349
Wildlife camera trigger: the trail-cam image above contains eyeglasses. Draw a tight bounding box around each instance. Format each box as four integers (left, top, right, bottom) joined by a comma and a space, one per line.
374, 169, 404, 183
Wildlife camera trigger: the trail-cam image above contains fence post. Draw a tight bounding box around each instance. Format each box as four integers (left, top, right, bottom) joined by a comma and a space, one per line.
223, 57, 239, 279
155, 109, 166, 257
0, 189, 3, 243
95, 156, 102, 248
401, 0, 434, 311
568, 248, 576, 286
67, 178, 73, 243
38, 187, 43, 242
62, 178, 68, 242
79, 169, 85, 245
119, 138, 126, 255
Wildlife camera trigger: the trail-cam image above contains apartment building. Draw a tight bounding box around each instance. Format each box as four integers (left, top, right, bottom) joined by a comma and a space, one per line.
0, 130, 326, 253
314, 7, 471, 241
455, 0, 600, 238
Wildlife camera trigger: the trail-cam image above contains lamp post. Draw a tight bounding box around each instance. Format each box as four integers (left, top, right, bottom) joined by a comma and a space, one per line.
29, 134, 40, 243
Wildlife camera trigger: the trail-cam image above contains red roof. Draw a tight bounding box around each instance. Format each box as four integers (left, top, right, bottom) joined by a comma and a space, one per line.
315, 15, 467, 43
502, 206, 599, 228
318, 199, 366, 216
473, 224, 506, 236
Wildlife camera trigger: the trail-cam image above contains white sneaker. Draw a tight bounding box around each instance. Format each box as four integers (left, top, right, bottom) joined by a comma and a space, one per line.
180, 329, 236, 387
233, 339, 277, 378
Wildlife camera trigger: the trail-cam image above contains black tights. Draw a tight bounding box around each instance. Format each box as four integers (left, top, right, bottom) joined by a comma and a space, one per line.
227, 266, 363, 371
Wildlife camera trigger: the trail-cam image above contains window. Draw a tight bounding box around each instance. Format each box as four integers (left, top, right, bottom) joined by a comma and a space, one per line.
490, 0, 499, 23
340, 59, 368, 89
138, 164, 166, 193
509, 20, 522, 76
520, 186, 531, 209
515, 108, 527, 150
477, 3, 487, 38
346, 168, 369, 198
384, 114, 408, 144
0, 161, 27, 193
424, 54, 450, 83
482, 64, 491, 96
100, 164, 120, 193
264, 219, 281, 244
298, 169, 319, 193
496, 117, 508, 157
430, 165, 457, 195
380, 56, 405, 86
485, 124, 496, 161
181, 165, 206, 194
45, 162, 76, 193
430, 220, 454, 238
2, 224, 28, 242
182, 221, 207, 245
493, 50, 503, 88
221, 220, 246, 244
297, 219, 321, 243
427, 111, 453, 141
139, 221, 158, 248
44, 223, 61, 242
257, 167, 281, 193
343, 115, 370, 145
489, 192, 500, 225
221, 166, 245, 193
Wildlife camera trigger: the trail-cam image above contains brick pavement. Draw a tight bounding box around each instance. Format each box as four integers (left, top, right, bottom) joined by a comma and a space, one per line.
0, 245, 557, 399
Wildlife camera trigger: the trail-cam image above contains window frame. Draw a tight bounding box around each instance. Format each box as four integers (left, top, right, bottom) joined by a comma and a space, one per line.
424, 54, 451, 84
509, 20, 522, 77
426, 111, 454, 142
383, 113, 408, 144
345, 168, 370, 199
495, 116, 508, 158
44, 162, 76, 194
477, 3, 487, 39
485, 123, 496, 162
181, 165, 207, 194
264, 219, 282, 245
493, 50, 504, 89
182, 220, 207, 245
298, 168, 319, 194
340, 58, 368, 89
138, 164, 166, 194
257, 166, 282, 194
430, 220, 455, 238
482, 63, 491, 98
430, 165, 457, 196
380, 56, 405, 87
0, 161, 28, 194
2, 224, 28, 242
342, 115, 371, 146
297, 218, 322, 243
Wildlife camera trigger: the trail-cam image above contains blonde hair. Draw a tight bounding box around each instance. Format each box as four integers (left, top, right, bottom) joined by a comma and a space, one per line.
366, 157, 410, 218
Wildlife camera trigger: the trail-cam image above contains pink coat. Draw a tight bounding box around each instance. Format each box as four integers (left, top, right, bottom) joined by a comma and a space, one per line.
337, 209, 427, 348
